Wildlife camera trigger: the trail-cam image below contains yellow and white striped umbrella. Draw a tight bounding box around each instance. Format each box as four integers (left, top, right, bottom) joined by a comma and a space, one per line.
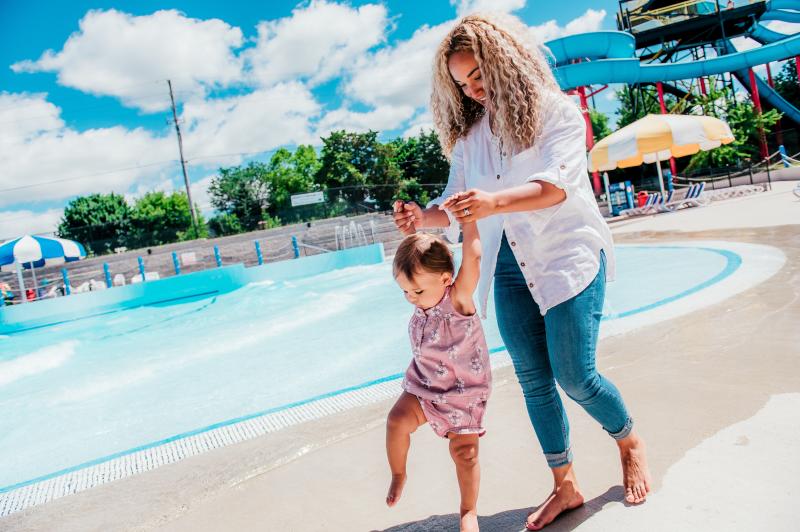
589, 113, 735, 172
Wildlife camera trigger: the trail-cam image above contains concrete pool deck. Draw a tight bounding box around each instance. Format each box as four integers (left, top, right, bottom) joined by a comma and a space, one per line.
3, 181, 799, 531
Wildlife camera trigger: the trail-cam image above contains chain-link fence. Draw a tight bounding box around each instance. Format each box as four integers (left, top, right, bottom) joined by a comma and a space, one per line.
0, 209, 410, 307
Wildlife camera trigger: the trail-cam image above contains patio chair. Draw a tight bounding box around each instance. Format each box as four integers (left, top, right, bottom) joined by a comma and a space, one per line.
619, 190, 671, 217
662, 182, 709, 212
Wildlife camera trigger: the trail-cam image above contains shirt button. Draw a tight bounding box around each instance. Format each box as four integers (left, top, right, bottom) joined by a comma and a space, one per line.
559, 163, 566, 170
528, 282, 534, 288
510, 241, 516, 247
520, 262, 526, 267
496, 174, 500, 180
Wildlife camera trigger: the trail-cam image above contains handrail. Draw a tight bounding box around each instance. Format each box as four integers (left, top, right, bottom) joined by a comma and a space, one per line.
296, 241, 333, 254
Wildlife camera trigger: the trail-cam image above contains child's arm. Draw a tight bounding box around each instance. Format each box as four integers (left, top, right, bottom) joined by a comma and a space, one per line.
451, 220, 481, 316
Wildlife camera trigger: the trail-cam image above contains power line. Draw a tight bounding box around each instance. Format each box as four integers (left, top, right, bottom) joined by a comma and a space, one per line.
0, 160, 177, 193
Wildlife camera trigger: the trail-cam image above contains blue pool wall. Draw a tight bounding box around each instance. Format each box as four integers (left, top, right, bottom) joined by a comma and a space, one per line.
0, 243, 385, 334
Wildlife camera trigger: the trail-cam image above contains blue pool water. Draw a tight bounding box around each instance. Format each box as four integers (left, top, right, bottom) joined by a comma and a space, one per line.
0, 245, 738, 490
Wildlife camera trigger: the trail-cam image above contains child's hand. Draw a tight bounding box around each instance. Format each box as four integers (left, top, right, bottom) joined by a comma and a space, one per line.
393, 200, 422, 235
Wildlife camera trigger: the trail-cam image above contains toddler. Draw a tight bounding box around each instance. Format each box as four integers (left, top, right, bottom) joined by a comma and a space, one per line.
385, 212, 491, 532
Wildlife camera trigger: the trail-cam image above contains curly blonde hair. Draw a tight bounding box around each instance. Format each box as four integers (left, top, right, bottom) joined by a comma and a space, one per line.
431, 13, 565, 156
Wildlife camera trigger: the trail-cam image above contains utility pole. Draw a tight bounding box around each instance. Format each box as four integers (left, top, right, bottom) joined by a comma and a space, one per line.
167, 79, 199, 237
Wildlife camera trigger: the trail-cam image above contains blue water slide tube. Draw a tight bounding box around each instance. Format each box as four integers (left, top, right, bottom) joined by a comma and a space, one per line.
751, 0, 800, 43
722, 39, 800, 126
547, 33, 800, 89
544, 31, 635, 66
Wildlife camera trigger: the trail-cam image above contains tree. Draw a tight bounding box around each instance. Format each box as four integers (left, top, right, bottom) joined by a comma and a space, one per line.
128, 191, 205, 247
686, 88, 781, 170
207, 213, 243, 237
589, 108, 612, 144
774, 60, 800, 110
392, 129, 450, 199
615, 84, 678, 128
57, 193, 131, 255
315, 130, 402, 208
208, 162, 270, 231
263, 145, 320, 218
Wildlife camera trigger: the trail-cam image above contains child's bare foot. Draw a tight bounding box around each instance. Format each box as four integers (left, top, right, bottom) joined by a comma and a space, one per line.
460, 509, 479, 532
618, 433, 651, 503
525, 478, 584, 530
386, 473, 407, 507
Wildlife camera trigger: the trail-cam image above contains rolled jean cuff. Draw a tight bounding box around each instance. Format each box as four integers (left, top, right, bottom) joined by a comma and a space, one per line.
545, 448, 573, 468
607, 417, 634, 440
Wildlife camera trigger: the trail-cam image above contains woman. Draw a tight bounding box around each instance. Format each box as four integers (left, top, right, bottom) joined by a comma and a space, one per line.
392, 13, 651, 530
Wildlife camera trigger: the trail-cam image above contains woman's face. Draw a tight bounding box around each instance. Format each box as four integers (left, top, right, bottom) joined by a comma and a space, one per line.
448, 50, 486, 106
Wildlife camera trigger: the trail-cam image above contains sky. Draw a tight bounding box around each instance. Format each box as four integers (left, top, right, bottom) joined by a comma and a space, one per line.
0, 0, 794, 239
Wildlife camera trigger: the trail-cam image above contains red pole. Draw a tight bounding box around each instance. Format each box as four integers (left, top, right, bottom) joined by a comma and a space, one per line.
656, 82, 678, 176
795, 56, 800, 90
766, 63, 784, 147
699, 77, 707, 96
748, 68, 769, 159
577, 86, 602, 195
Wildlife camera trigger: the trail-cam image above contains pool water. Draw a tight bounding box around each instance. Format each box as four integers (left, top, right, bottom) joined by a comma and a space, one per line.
0, 245, 737, 490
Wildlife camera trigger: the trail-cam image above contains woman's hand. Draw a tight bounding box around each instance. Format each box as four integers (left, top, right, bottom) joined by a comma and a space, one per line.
392, 200, 423, 235
441, 188, 497, 223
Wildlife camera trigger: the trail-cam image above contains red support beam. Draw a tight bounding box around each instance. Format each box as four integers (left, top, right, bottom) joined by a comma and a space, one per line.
576, 86, 602, 195
699, 76, 707, 96
748, 68, 769, 159
656, 82, 677, 176
766, 63, 784, 147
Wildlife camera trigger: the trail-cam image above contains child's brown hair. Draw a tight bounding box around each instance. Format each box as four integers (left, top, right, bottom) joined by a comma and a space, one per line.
393, 233, 454, 280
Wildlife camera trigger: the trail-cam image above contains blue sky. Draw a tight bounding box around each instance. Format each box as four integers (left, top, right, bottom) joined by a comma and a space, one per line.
0, 0, 624, 237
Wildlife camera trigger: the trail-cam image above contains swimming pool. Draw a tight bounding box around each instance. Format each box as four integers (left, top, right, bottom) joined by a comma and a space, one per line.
0, 244, 742, 499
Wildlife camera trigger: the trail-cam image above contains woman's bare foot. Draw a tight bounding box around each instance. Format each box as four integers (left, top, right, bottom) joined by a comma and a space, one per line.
525, 475, 584, 530
386, 473, 407, 507
460, 509, 479, 532
618, 432, 651, 504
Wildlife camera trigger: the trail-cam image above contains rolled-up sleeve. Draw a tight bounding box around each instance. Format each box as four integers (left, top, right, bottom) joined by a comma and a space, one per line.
427, 139, 465, 243
509, 98, 588, 196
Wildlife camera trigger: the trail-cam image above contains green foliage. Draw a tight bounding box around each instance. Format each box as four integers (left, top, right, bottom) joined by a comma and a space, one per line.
685, 85, 782, 170
395, 179, 431, 207
57, 193, 132, 255
615, 85, 678, 128
314, 130, 403, 209
774, 60, 800, 110
391, 129, 450, 199
208, 161, 271, 231
207, 213, 243, 237
589, 108, 612, 143
129, 191, 197, 247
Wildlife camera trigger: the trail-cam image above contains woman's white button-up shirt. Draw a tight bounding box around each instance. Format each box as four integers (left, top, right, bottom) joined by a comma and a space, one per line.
429, 92, 616, 318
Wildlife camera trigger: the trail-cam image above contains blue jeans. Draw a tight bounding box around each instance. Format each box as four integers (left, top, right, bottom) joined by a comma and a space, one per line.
494, 235, 633, 468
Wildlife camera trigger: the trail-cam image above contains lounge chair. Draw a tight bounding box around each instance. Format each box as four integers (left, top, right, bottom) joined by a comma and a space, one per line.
619, 190, 673, 217
662, 182, 709, 212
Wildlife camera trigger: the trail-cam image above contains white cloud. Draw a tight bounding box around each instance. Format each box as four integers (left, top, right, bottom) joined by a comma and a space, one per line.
345, 21, 453, 110
12, 9, 244, 112
0, 92, 64, 144
189, 175, 215, 216
0, 92, 176, 209
180, 82, 321, 166
245, 1, 389, 87
530, 9, 607, 43
450, 0, 525, 17
0, 208, 64, 239
315, 104, 416, 139
401, 111, 435, 138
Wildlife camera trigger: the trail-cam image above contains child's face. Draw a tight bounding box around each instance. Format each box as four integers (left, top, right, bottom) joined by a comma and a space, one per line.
395, 270, 452, 309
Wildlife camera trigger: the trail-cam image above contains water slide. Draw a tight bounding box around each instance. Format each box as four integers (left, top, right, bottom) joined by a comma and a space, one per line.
544, 0, 800, 125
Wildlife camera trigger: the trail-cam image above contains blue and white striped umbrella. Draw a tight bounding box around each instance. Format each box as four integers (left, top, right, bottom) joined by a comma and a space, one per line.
0, 235, 87, 270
